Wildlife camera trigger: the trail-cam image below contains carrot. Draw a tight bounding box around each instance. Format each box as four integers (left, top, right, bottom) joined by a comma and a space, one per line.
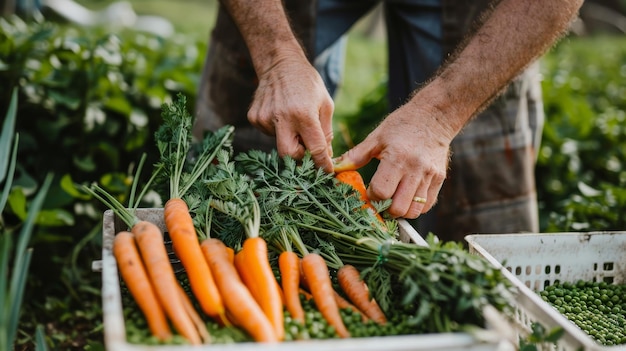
298, 263, 365, 321
333, 290, 369, 323
155, 96, 233, 324
279, 251, 305, 324
201, 238, 279, 342
113, 231, 172, 341
175, 284, 212, 344
334, 170, 384, 223
234, 249, 259, 302
299, 288, 313, 301
235, 248, 284, 306
301, 282, 368, 323
239, 248, 284, 306
225, 246, 235, 264
84, 161, 208, 345
164, 198, 226, 323
337, 264, 387, 325
301, 253, 350, 338
132, 220, 202, 345
241, 237, 285, 340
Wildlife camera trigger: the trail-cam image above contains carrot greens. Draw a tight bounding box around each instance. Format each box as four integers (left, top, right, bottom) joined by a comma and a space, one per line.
234, 149, 515, 332
112, 97, 517, 343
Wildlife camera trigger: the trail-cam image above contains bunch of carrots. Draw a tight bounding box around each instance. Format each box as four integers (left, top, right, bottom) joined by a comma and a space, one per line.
91, 96, 390, 345
99, 169, 387, 344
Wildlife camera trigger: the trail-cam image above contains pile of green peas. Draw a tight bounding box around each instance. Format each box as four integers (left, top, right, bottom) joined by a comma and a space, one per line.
283, 294, 416, 341
540, 280, 626, 346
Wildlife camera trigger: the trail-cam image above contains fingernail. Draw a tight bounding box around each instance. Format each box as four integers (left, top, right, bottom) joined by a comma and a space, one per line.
332, 157, 356, 172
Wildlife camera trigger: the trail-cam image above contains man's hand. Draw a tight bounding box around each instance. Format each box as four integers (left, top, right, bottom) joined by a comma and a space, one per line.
248, 54, 335, 173
333, 103, 452, 219
335, 0, 582, 219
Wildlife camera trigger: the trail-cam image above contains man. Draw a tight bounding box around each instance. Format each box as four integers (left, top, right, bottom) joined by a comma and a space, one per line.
194, 0, 583, 241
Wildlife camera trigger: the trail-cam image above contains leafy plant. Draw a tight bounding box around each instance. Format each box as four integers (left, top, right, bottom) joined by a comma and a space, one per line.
1, 89, 50, 351
518, 322, 565, 351
537, 35, 626, 231
0, 16, 207, 349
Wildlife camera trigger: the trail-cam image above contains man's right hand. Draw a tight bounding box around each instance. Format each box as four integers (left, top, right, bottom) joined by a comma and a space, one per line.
248, 53, 335, 173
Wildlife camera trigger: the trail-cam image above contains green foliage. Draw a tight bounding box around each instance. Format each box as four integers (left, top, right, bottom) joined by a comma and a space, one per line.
0, 16, 206, 349
518, 322, 565, 351
1, 89, 51, 351
537, 36, 626, 232
2, 8, 626, 347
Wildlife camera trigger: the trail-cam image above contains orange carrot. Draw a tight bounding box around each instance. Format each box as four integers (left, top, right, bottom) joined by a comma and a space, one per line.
132, 220, 202, 345
333, 290, 369, 323
201, 238, 278, 342
335, 170, 384, 223
241, 237, 285, 340
113, 231, 172, 341
337, 264, 387, 325
301, 283, 368, 323
225, 246, 235, 264
299, 288, 313, 301
301, 253, 350, 338
164, 198, 226, 323
175, 284, 212, 344
300, 266, 359, 315
279, 251, 305, 324
234, 249, 259, 302
235, 248, 284, 305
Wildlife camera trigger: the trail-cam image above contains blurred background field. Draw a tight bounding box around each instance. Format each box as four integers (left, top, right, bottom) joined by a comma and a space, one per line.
2, 0, 626, 349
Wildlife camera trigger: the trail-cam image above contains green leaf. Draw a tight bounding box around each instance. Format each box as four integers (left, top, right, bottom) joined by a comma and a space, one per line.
5, 173, 52, 350
104, 96, 133, 116
7, 187, 27, 220
73, 154, 97, 172
0, 88, 17, 183
47, 90, 81, 110
36, 208, 74, 227
0, 136, 17, 214
60, 174, 90, 200
543, 326, 565, 343
35, 324, 49, 351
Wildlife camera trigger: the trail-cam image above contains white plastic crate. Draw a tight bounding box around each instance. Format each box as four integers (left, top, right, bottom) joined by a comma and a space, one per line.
466, 231, 626, 351
99, 208, 514, 351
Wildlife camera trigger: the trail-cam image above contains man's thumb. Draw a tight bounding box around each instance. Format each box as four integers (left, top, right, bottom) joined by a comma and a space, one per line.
332, 143, 373, 172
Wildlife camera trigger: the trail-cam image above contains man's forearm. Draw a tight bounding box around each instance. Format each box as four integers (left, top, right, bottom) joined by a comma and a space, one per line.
219, 0, 308, 76
411, 0, 583, 139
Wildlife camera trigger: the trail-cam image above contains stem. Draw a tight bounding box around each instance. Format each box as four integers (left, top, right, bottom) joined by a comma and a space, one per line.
180, 127, 234, 196
296, 223, 362, 243
83, 184, 137, 229
282, 206, 339, 229
294, 178, 349, 228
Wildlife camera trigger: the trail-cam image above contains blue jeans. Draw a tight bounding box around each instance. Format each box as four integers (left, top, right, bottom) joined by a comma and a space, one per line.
314, 0, 442, 109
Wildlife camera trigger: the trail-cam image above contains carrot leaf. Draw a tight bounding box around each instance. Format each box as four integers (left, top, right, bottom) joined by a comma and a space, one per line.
154, 93, 234, 200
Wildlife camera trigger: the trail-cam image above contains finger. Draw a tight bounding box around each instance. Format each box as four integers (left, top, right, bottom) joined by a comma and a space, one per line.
366, 158, 405, 204
402, 166, 445, 218
247, 105, 275, 136
300, 127, 333, 173
423, 170, 446, 213
319, 96, 335, 158
275, 128, 306, 161
332, 137, 381, 172
386, 172, 429, 219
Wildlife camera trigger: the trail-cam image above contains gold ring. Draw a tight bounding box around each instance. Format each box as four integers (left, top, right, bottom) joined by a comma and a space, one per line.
412, 196, 427, 204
